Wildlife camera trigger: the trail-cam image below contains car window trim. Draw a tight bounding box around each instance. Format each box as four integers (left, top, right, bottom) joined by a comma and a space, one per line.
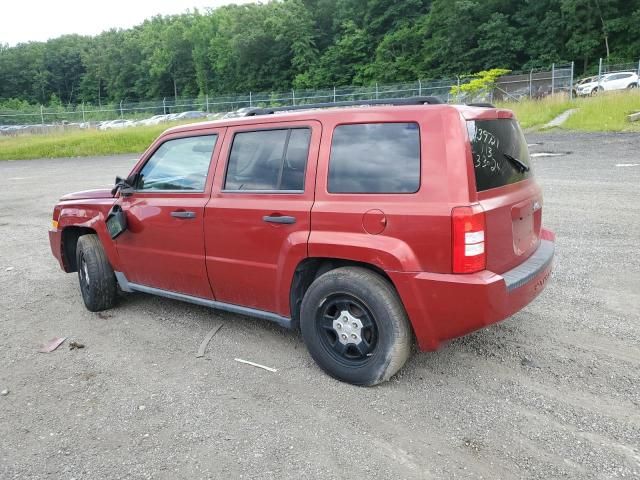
222, 125, 312, 194
132, 189, 207, 194
134, 133, 219, 194
327, 121, 422, 195
221, 189, 305, 194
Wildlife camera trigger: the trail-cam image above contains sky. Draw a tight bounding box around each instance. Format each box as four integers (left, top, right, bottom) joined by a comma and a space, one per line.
0, 0, 257, 46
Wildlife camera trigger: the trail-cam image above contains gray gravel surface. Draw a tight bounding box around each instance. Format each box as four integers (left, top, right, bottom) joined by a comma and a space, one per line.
1, 133, 639, 479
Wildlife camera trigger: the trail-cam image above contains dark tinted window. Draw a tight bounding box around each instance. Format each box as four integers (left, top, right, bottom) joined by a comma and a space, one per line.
224, 128, 310, 191
137, 135, 217, 191
328, 123, 420, 193
467, 119, 532, 192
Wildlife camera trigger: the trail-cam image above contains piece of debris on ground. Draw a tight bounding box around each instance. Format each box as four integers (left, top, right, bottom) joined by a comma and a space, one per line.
39, 336, 66, 353
521, 356, 541, 368
69, 341, 85, 350
1, 389, 9, 396
196, 323, 223, 358
234, 358, 278, 373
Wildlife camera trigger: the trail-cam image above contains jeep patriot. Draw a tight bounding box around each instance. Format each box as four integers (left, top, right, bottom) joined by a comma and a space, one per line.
49, 97, 555, 386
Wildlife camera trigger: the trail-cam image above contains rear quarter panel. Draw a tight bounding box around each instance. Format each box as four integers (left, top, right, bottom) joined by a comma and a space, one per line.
309, 107, 474, 274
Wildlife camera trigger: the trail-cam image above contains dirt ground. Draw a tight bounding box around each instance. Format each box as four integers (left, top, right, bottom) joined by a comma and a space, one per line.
0, 132, 638, 479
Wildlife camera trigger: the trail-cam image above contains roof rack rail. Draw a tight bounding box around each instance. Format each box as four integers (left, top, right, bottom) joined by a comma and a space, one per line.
466, 102, 496, 108
243, 96, 444, 116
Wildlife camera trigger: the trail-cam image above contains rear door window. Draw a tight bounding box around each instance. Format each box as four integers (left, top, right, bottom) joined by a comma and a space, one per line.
467, 119, 532, 192
224, 128, 311, 191
328, 123, 420, 193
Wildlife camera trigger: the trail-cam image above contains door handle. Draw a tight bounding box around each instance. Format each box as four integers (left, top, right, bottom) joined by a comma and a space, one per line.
171, 210, 196, 219
263, 215, 296, 224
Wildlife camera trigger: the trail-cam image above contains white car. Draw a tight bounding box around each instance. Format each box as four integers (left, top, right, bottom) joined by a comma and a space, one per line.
136, 114, 170, 126
576, 72, 639, 96
99, 119, 134, 130
173, 111, 207, 120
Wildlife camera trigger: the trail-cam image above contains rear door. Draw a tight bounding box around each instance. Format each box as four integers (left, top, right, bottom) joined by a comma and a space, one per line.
204, 121, 321, 315
115, 130, 224, 298
604, 73, 627, 90
467, 118, 542, 273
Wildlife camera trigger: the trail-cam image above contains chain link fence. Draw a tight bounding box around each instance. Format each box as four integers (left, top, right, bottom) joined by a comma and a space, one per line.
1, 59, 638, 133
493, 64, 574, 102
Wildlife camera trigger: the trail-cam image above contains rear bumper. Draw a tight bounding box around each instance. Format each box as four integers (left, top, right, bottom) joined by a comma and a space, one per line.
390, 231, 555, 351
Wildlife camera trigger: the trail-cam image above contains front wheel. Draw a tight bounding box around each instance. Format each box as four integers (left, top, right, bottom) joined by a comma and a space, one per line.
300, 267, 412, 386
76, 234, 117, 312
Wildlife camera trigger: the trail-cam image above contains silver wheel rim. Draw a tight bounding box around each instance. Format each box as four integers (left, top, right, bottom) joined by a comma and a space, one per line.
82, 258, 90, 287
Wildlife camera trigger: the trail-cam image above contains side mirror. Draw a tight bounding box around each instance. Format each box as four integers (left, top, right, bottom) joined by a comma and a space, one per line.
106, 204, 128, 239
111, 175, 135, 197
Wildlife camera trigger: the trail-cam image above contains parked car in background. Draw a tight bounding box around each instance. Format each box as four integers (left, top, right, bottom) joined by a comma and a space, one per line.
136, 114, 170, 126
222, 107, 255, 119
573, 76, 596, 96
99, 119, 134, 130
576, 72, 639, 96
173, 111, 207, 120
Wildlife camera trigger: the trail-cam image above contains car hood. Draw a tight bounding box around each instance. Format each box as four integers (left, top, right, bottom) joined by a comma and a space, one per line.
60, 188, 114, 201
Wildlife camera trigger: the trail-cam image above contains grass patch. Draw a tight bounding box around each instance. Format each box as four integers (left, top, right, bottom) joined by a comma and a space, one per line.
0, 123, 179, 161
498, 90, 640, 131
563, 91, 640, 132
497, 95, 576, 129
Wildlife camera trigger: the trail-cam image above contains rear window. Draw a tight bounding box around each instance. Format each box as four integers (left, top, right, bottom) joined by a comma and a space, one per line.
467, 119, 532, 192
328, 123, 420, 193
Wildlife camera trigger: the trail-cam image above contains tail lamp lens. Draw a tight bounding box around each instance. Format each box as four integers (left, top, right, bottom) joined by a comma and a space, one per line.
452, 205, 486, 273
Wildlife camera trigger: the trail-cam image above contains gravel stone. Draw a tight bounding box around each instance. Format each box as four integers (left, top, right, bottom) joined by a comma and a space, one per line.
0, 134, 638, 479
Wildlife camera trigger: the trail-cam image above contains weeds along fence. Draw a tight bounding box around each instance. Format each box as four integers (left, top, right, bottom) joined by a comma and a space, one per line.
1, 59, 639, 129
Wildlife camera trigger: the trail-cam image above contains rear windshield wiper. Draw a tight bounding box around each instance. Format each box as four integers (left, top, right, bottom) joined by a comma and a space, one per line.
502, 152, 530, 173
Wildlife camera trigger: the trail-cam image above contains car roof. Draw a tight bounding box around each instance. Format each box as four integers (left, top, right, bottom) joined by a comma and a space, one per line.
604, 71, 635, 77
164, 104, 513, 135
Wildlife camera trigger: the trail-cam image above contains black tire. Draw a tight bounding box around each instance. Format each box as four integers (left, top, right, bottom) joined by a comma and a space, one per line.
590, 87, 600, 96
76, 234, 117, 312
628, 83, 638, 89
300, 267, 412, 386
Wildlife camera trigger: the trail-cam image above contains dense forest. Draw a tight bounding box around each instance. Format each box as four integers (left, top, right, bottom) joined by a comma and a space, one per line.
1, 0, 639, 106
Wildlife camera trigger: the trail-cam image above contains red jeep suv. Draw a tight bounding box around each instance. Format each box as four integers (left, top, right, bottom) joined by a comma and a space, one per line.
49, 98, 555, 386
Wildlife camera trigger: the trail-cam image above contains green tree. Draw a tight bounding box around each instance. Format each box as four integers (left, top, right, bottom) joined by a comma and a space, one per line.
1, 0, 640, 108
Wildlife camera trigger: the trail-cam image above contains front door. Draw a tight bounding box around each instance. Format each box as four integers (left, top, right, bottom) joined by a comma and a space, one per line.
204, 121, 321, 315
115, 130, 224, 299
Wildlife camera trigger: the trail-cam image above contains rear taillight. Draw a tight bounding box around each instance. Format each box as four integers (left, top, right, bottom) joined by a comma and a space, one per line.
452, 205, 486, 273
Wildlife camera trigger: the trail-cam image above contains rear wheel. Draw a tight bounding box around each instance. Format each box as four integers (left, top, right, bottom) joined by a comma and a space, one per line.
590, 87, 600, 96
300, 267, 412, 386
628, 83, 638, 89
76, 234, 117, 312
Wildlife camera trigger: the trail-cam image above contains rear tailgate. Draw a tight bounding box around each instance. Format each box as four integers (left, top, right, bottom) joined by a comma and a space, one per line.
466, 118, 542, 274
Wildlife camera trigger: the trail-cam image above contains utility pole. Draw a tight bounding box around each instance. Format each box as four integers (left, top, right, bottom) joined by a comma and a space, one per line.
569, 62, 575, 100
594, 0, 610, 59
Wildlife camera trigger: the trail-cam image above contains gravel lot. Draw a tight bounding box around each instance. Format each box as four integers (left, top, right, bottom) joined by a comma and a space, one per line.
1, 132, 639, 479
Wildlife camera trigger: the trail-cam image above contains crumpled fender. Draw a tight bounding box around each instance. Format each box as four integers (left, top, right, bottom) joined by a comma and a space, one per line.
56, 198, 121, 272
